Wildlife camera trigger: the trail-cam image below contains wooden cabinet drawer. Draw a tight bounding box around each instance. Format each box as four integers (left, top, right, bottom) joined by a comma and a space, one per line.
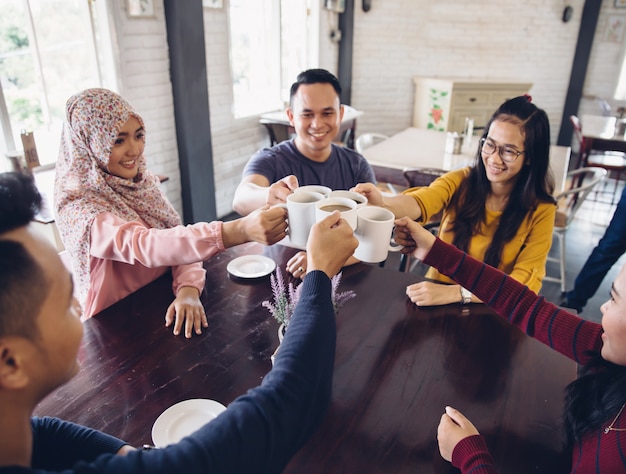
452, 91, 491, 108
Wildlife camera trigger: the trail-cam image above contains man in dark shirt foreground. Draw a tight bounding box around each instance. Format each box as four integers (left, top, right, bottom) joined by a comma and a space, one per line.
0, 171, 357, 473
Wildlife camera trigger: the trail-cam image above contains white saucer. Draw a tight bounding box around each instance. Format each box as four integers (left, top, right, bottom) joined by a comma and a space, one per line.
226, 255, 276, 279
152, 399, 227, 447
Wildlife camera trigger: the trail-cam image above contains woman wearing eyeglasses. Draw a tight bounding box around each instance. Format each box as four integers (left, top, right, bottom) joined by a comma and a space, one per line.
353, 95, 556, 307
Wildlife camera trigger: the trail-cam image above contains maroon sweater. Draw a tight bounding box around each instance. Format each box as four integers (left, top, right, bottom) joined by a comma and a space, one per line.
424, 237, 626, 474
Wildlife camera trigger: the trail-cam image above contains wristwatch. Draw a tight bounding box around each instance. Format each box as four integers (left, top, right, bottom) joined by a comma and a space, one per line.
460, 286, 472, 305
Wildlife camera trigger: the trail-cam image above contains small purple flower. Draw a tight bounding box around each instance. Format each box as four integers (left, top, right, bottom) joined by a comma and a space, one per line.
262, 268, 356, 328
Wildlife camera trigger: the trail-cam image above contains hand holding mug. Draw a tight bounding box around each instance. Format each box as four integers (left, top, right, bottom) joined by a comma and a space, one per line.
393, 220, 417, 254
240, 205, 288, 245
277, 191, 324, 248
350, 182, 383, 206
315, 197, 358, 230
393, 216, 436, 262
307, 211, 358, 279
267, 175, 299, 206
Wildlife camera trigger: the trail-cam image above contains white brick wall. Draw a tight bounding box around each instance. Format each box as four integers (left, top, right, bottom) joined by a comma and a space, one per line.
351, 0, 583, 145
106, 0, 624, 219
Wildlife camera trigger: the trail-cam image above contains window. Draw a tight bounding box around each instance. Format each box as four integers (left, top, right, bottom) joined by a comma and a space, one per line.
228, 0, 318, 118
0, 0, 114, 169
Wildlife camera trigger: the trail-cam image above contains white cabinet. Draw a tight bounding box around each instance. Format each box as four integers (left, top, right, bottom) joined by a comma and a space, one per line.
412, 77, 533, 133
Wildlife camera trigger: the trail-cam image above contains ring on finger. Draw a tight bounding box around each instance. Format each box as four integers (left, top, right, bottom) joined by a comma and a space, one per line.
298, 266, 304, 273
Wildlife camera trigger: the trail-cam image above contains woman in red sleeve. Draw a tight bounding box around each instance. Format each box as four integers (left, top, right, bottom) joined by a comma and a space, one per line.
394, 215, 626, 473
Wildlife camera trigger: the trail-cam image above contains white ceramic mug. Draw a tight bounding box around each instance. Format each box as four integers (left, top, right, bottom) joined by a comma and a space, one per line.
353, 206, 402, 263
277, 191, 324, 248
295, 185, 331, 198
315, 196, 358, 230
328, 190, 368, 208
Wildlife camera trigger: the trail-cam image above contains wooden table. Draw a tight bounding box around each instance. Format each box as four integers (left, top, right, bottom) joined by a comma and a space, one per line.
34, 243, 574, 473
578, 114, 626, 168
363, 127, 571, 193
260, 105, 363, 149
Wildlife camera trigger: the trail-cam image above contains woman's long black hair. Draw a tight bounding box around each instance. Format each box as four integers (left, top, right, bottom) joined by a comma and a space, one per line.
447, 96, 556, 268
564, 353, 626, 446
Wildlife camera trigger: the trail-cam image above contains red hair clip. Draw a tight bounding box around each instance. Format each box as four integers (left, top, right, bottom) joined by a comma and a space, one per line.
523, 93, 532, 103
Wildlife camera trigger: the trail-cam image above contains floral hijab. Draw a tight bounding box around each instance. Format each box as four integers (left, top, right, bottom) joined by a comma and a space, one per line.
54, 88, 180, 304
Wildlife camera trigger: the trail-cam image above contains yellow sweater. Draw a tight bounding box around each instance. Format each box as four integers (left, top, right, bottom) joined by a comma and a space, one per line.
403, 167, 556, 292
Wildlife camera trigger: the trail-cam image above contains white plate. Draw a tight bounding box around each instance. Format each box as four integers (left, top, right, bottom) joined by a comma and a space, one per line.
151, 399, 227, 447
226, 255, 276, 279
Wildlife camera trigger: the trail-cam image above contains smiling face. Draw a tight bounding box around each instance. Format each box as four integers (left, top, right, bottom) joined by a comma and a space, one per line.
600, 263, 626, 366
107, 116, 145, 180
287, 82, 344, 161
481, 120, 527, 190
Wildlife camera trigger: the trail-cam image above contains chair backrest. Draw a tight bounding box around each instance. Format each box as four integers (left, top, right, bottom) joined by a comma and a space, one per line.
402, 167, 447, 188
554, 166, 607, 229
355, 133, 390, 153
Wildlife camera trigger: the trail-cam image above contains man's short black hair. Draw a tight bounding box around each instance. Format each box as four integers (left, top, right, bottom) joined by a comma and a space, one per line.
289, 69, 342, 107
0, 172, 48, 339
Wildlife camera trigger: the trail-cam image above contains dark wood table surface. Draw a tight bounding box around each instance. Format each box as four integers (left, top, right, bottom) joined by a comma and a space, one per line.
34, 243, 575, 473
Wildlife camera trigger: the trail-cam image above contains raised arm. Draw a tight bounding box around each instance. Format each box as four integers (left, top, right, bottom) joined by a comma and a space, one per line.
395, 216, 603, 363
91, 208, 287, 269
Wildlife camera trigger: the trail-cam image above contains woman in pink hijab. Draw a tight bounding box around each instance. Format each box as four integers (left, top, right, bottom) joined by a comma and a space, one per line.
54, 88, 287, 337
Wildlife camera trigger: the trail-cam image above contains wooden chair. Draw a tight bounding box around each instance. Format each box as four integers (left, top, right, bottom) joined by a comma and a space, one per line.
570, 115, 626, 205
544, 167, 608, 293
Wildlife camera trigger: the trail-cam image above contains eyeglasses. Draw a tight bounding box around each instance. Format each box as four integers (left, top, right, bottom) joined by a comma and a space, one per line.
480, 138, 525, 163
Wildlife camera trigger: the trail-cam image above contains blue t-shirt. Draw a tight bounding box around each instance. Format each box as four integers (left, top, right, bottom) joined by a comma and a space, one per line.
243, 139, 376, 189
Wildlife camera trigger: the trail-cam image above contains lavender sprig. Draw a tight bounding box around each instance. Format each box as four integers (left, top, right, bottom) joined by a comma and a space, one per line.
262, 268, 356, 328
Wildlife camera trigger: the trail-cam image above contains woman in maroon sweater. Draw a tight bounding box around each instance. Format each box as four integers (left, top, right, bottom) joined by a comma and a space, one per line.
394, 216, 626, 473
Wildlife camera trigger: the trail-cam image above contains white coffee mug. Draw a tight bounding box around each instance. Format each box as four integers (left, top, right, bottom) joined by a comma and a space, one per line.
353, 206, 402, 263
295, 185, 331, 198
278, 191, 324, 248
328, 190, 367, 208
315, 196, 358, 230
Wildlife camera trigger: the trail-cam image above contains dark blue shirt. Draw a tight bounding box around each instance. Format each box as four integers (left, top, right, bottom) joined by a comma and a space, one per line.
243, 139, 376, 189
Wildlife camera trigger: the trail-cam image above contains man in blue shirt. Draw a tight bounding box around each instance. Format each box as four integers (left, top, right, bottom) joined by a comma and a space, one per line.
232, 68, 375, 217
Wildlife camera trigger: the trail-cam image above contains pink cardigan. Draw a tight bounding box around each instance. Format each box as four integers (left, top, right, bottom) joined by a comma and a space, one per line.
82, 212, 225, 319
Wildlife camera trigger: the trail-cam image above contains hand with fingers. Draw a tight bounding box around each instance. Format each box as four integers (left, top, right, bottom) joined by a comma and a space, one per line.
306, 211, 358, 279
287, 251, 308, 279
267, 175, 299, 206
165, 286, 207, 338
437, 406, 480, 462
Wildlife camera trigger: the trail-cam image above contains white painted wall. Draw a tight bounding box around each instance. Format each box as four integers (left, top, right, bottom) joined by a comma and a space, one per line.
107, 0, 626, 220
